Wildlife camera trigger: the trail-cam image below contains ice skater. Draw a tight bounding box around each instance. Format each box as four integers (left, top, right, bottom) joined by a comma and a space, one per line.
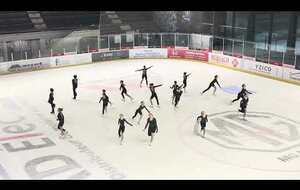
48, 88, 55, 114
174, 86, 183, 108
99, 89, 112, 115
239, 94, 249, 120
132, 101, 150, 124
143, 113, 158, 146
149, 83, 163, 107
231, 84, 252, 104
120, 80, 133, 102
183, 72, 191, 92
170, 81, 180, 104
135, 65, 153, 87
118, 114, 133, 145
196, 111, 208, 138
57, 107, 67, 136
201, 75, 222, 95
72, 75, 78, 100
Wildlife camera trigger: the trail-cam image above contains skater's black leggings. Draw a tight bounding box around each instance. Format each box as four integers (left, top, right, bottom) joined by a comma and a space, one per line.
232, 94, 242, 103
141, 75, 148, 85
183, 81, 187, 89
121, 90, 126, 99
202, 84, 215, 94
73, 87, 77, 99
49, 102, 55, 113
121, 90, 131, 99
175, 97, 180, 107
150, 93, 159, 105
118, 126, 124, 137
132, 110, 142, 119
102, 102, 108, 115
58, 122, 65, 132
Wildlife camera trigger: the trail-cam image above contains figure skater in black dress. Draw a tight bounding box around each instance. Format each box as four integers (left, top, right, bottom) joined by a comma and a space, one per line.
120, 80, 133, 102
174, 86, 183, 108
149, 83, 163, 107
72, 75, 78, 100
201, 75, 222, 95
143, 113, 158, 146
232, 84, 252, 104
183, 72, 191, 92
196, 111, 208, 138
99, 89, 112, 115
170, 81, 180, 104
239, 94, 249, 120
132, 101, 150, 124
48, 88, 55, 114
118, 114, 133, 145
135, 65, 153, 87
57, 108, 67, 136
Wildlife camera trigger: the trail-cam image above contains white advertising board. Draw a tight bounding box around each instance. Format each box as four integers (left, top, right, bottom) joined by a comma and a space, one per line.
209, 52, 243, 69
0, 57, 51, 74
129, 48, 168, 59
50, 53, 92, 67
282, 67, 300, 83
242, 59, 282, 78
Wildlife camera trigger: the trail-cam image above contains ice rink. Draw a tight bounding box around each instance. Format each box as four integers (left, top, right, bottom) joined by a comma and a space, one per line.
1, 58, 300, 179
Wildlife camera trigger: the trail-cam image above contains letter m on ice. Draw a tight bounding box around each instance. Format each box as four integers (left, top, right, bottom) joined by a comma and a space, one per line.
205, 111, 300, 152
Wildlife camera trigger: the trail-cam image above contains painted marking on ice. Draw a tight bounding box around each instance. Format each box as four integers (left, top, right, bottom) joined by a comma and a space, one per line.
0, 133, 44, 141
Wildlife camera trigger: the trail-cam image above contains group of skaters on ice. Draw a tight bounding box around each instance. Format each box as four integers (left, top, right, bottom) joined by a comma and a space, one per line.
47, 65, 252, 144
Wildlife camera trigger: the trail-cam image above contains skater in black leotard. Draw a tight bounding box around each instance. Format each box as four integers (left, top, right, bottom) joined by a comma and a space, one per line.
149, 83, 163, 107
174, 86, 183, 108
72, 75, 78, 100
132, 101, 150, 124
135, 65, 153, 87
239, 94, 249, 120
201, 75, 222, 95
48, 88, 55, 114
170, 81, 179, 104
120, 80, 133, 102
57, 108, 67, 136
143, 113, 158, 146
118, 114, 133, 145
232, 84, 252, 103
99, 89, 112, 115
196, 111, 208, 138
183, 72, 191, 92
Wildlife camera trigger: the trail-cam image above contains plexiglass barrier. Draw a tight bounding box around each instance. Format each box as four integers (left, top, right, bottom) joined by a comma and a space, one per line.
0, 31, 300, 70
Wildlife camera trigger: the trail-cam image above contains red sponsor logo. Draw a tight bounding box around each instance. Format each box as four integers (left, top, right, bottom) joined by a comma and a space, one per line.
168, 48, 208, 61
232, 59, 239, 67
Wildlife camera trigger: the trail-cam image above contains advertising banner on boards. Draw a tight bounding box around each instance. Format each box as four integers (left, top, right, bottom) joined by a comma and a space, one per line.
129, 48, 168, 59
51, 53, 92, 67
168, 48, 209, 61
92, 50, 129, 62
4, 57, 51, 74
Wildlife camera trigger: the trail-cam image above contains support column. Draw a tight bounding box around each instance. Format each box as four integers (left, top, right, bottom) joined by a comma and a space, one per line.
212, 11, 226, 37
3, 41, 8, 62
287, 12, 297, 49
268, 13, 274, 46
246, 12, 255, 42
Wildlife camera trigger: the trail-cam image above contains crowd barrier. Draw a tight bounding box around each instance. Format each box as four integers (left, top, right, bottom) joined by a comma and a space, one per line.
208, 52, 300, 84
0, 48, 299, 85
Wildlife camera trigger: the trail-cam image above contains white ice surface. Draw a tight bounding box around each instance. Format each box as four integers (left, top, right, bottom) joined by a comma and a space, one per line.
0, 59, 300, 179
